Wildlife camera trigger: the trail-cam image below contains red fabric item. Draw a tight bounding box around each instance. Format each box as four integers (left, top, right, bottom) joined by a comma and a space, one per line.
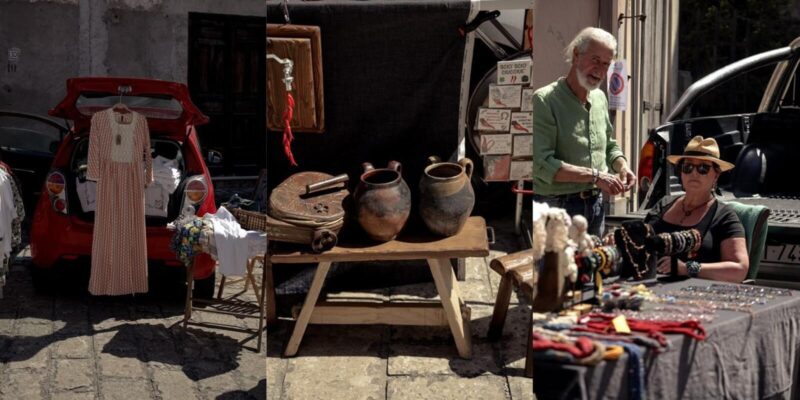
282, 93, 298, 167
533, 332, 596, 358
573, 313, 707, 347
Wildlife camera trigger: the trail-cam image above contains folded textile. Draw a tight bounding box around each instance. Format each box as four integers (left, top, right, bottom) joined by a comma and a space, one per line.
203, 206, 249, 277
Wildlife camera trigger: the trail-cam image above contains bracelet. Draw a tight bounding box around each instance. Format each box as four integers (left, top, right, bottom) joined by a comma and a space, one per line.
592, 168, 599, 184
686, 260, 701, 278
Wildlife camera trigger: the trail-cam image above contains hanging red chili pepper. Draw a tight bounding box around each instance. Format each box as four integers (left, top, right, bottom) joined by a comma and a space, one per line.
282, 92, 298, 167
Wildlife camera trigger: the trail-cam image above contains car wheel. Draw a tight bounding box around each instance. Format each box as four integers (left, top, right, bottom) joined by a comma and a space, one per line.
192, 273, 216, 304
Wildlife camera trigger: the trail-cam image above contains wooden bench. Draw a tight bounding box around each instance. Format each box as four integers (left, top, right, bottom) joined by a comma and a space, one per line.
266, 216, 490, 358
487, 249, 534, 377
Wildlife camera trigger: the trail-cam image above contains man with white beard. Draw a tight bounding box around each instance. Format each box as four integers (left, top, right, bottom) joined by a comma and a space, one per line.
531, 27, 636, 236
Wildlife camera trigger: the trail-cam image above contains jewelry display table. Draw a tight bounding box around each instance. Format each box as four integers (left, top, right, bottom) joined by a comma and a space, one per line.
266, 216, 490, 358
534, 278, 800, 399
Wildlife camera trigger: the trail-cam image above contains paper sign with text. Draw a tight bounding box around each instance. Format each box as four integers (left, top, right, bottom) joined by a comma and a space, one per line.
510, 112, 533, 134
520, 88, 534, 112
475, 108, 511, 132
607, 60, 628, 110
480, 134, 513, 155
512, 134, 533, 157
509, 160, 533, 181
497, 58, 532, 86
489, 84, 522, 108
483, 155, 511, 181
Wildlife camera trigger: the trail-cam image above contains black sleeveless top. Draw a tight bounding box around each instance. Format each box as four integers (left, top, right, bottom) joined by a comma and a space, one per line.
644, 196, 745, 263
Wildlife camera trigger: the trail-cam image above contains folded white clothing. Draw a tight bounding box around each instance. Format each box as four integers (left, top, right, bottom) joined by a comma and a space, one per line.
203, 206, 250, 277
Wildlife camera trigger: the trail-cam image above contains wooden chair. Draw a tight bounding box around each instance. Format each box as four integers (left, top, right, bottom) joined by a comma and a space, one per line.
216, 256, 264, 306
487, 249, 534, 378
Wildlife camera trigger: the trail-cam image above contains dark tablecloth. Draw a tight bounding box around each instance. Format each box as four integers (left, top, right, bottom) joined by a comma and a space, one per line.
535, 279, 800, 400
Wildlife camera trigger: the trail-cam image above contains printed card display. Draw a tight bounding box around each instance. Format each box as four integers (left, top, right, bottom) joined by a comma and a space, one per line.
489, 84, 522, 108
475, 108, 511, 132
483, 155, 511, 181
497, 58, 532, 86
512, 135, 533, 158
509, 160, 533, 181
480, 134, 513, 155
510, 112, 533, 134
520, 88, 534, 112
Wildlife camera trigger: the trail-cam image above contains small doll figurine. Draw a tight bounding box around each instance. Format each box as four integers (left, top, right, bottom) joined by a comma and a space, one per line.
569, 215, 594, 257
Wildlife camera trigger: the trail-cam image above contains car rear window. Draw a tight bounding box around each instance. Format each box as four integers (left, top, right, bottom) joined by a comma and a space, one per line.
75, 93, 183, 120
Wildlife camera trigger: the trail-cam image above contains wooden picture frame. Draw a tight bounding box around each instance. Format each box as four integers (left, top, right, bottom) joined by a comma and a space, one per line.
267, 24, 325, 133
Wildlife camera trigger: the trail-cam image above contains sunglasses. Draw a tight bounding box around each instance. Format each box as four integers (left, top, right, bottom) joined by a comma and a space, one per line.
680, 162, 715, 175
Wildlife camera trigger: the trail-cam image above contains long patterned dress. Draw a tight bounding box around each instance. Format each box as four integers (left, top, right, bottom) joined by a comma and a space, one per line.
87, 108, 153, 295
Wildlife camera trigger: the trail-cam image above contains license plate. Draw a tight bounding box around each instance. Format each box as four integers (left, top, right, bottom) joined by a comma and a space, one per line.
764, 245, 800, 264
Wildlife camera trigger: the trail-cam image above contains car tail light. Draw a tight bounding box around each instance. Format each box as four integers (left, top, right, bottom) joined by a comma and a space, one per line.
184, 176, 208, 205
45, 170, 68, 214
46, 171, 66, 195
638, 139, 656, 194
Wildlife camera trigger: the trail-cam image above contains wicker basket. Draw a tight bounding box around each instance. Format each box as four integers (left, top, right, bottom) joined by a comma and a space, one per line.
229, 208, 268, 232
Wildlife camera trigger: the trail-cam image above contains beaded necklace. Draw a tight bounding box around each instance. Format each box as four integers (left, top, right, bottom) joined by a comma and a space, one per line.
679, 196, 714, 224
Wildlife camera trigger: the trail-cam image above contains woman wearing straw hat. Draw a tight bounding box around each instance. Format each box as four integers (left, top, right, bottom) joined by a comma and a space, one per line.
644, 135, 749, 282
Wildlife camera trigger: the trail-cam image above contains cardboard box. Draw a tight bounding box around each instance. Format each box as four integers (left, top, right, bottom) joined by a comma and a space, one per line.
521, 88, 534, 112
510, 112, 533, 134
489, 84, 522, 108
480, 134, 513, 155
512, 135, 533, 158
509, 160, 533, 181
483, 155, 511, 181
497, 58, 532, 86
475, 108, 511, 132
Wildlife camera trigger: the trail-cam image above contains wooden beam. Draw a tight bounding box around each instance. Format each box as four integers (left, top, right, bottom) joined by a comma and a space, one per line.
269, 217, 489, 264
292, 301, 452, 326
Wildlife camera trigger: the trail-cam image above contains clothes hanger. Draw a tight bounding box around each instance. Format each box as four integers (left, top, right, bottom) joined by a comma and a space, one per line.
113, 92, 130, 114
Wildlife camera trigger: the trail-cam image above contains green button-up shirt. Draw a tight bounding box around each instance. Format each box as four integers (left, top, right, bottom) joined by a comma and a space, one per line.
532, 77, 625, 195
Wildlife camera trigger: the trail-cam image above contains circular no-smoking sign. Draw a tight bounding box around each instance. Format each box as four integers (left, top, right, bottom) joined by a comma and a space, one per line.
609, 72, 625, 96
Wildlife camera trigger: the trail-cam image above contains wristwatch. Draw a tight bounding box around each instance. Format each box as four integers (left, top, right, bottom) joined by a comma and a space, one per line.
686, 260, 701, 278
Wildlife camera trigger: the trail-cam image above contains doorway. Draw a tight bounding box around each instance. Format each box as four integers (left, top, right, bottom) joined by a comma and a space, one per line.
188, 12, 266, 177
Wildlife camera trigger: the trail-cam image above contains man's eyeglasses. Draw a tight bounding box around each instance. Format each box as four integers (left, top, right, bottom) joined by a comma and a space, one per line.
680, 162, 714, 175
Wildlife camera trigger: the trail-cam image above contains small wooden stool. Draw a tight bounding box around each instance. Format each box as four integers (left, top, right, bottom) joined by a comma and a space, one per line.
487, 249, 534, 378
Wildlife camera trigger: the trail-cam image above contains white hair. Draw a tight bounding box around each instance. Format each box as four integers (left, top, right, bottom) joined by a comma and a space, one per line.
564, 27, 617, 64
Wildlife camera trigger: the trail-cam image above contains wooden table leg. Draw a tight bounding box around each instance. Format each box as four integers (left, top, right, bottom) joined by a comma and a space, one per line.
428, 258, 472, 359
256, 254, 268, 353
183, 260, 196, 329
283, 261, 332, 357
488, 273, 514, 341
266, 257, 277, 326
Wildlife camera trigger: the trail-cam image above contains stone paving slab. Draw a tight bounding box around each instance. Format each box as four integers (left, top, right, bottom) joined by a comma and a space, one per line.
0, 253, 266, 400
386, 375, 512, 400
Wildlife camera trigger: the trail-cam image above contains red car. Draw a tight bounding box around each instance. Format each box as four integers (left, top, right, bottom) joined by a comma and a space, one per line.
30, 77, 217, 292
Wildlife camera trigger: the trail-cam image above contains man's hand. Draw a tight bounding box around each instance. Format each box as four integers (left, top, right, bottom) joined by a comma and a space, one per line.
619, 166, 637, 191
612, 158, 637, 192
596, 172, 624, 196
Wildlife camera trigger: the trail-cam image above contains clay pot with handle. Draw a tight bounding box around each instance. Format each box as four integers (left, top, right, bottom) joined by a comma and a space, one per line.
419, 156, 475, 236
354, 161, 411, 242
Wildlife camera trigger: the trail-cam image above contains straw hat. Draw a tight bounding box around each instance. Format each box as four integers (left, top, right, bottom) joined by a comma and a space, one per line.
666, 135, 734, 172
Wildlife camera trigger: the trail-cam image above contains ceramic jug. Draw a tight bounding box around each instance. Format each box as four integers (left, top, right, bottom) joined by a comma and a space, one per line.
419, 156, 475, 237
354, 161, 411, 242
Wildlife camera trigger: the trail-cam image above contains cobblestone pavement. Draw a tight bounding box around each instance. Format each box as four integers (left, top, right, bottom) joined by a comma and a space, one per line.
267, 216, 534, 400
0, 248, 266, 400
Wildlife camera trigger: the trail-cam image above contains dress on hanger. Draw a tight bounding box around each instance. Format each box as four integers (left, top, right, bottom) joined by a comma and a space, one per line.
87, 107, 153, 295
